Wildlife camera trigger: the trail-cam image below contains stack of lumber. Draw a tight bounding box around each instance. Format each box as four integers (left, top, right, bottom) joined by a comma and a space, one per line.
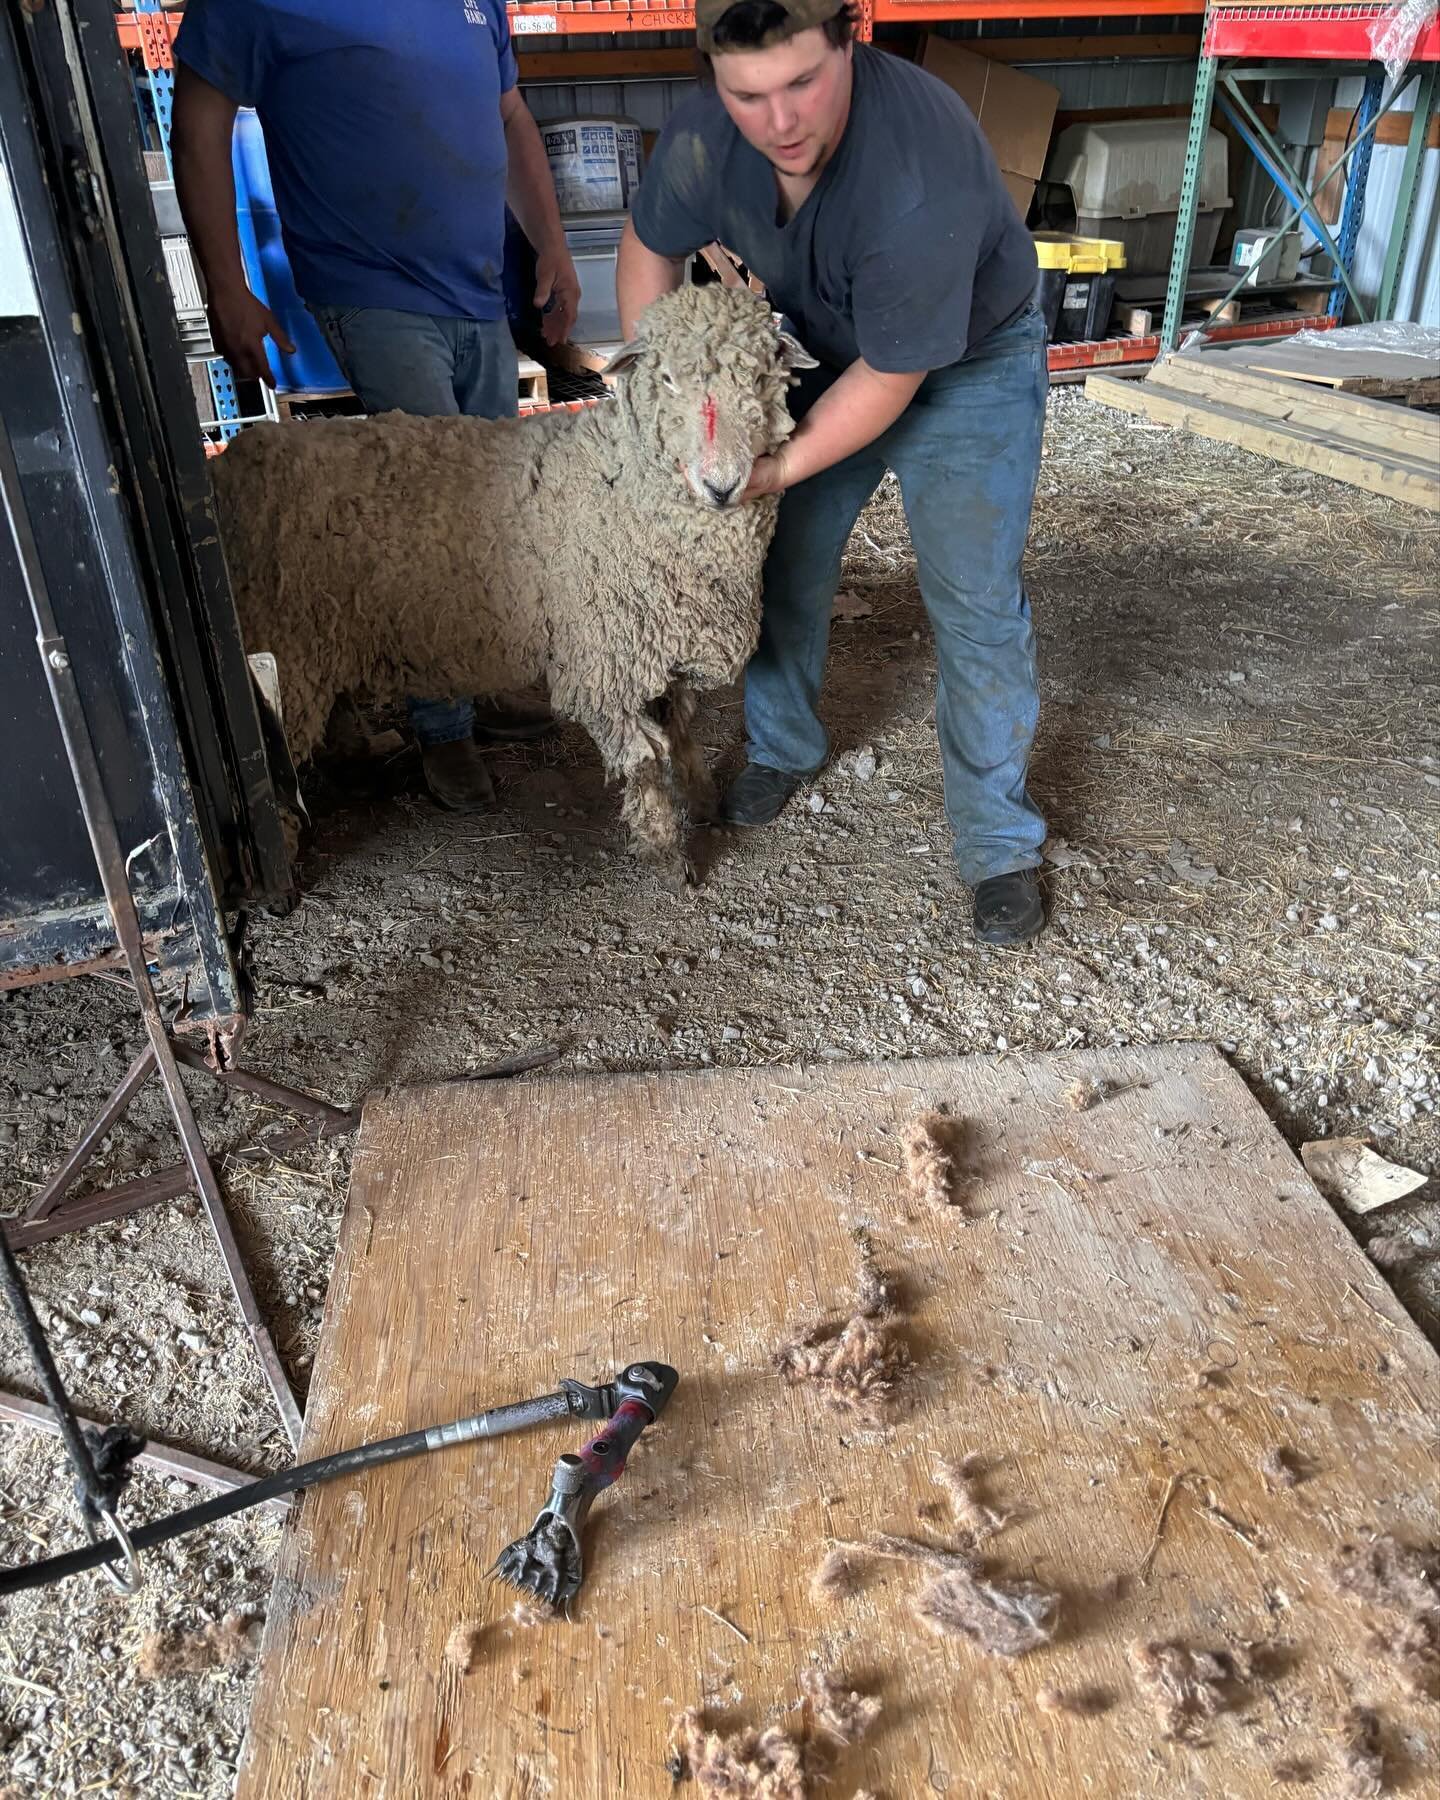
1089, 339, 1440, 511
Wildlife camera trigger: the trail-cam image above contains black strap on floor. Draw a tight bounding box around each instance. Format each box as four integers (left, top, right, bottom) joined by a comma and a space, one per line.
0, 1226, 144, 1528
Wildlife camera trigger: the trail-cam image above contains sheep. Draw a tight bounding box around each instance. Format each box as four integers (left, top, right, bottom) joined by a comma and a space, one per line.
211, 284, 816, 886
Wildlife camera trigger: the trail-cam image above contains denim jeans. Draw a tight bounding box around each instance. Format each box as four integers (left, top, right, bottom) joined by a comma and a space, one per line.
311, 305, 519, 747
746, 303, 1048, 886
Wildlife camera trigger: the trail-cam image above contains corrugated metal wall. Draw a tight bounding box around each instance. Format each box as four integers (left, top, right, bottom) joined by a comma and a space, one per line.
1333, 75, 1439, 323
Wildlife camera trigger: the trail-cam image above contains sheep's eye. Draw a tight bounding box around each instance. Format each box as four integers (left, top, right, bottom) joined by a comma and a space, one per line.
661, 369, 679, 393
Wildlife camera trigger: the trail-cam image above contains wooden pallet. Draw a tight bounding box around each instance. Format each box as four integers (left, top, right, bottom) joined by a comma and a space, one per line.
237, 1045, 1440, 1799
1089, 353, 1440, 511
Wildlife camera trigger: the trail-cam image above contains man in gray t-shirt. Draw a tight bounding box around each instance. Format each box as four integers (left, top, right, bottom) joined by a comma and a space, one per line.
619, 0, 1049, 944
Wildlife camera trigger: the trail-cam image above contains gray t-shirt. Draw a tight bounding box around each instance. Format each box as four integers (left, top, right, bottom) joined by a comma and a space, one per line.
632, 44, 1036, 374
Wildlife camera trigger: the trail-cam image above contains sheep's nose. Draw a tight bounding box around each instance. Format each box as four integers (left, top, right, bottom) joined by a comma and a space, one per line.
704, 476, 738, 507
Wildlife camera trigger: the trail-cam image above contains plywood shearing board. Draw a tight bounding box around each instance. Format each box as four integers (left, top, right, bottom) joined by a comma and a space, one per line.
239, 1045, 1440, 1798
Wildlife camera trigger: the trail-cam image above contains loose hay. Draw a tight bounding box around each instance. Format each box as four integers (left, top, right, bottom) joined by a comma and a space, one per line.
901, 1112, 964, 1209
1034, 1684, 1113, 1716
1334, 1705, 1385, 1797
1332, 1536, 1440, 1699
914, 1566, 1059, 1658
811, 1547, 862, 1604
137, 1610, 263, 1680
799, 1668, 882, 1747
1127, 1639, 1250, 1742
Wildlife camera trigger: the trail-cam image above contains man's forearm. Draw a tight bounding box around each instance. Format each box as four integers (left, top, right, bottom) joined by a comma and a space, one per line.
504, 104, 566, 255
778, 359, 926, 487
171, 75, 247, 300
617, 217, 686, 340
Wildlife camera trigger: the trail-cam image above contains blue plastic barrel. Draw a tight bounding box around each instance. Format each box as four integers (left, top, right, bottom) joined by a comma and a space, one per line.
230, 110, 346, 395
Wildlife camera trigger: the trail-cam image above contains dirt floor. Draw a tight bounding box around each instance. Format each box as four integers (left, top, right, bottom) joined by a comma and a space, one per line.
1, 389, 1436, 1796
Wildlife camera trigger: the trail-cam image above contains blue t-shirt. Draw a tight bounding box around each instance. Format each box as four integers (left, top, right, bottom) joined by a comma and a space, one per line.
633, 45, 1035, 373
176, 0, 517, 319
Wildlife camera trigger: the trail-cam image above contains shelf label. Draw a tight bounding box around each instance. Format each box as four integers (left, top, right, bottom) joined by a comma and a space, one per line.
512, 13, 560, 31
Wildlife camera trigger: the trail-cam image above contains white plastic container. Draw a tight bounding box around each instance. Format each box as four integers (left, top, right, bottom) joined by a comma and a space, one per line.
541, 117, 644, 216
1044, 120, 1232, 277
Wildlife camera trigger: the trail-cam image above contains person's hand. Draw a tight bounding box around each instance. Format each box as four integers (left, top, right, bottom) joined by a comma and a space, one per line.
535, 246, 581, 347
740, 450, 790, 505
207, 285, 294, 385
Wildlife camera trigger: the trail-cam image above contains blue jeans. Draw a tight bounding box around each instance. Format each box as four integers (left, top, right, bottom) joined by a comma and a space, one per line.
311, 305, 519, 747
746, 303, 1048, 886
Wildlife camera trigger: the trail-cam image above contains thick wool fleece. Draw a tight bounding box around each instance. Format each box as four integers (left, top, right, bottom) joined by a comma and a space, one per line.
211, 286, 798, 872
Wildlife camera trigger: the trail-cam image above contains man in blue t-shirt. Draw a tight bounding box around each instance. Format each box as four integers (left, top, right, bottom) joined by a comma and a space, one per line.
173, 0, 578, 812
619, 0, 1049, 943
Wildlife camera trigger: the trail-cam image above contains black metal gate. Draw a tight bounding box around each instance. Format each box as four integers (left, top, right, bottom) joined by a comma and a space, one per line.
0, 0, 290, 1023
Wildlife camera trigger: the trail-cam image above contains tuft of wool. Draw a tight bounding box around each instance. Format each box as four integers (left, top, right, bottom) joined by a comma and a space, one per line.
901, 1112, 964, 1209
1334, 1706, 1385, 1798
671, 1709, 808, 1800
799, 1668, 882, 1747
1260, 1445, 1306, 1488
137, 1610, 263, 1680
811, 1547, 862, 1604
1127, 1639, 1248, 1742
444, 1620, 486, 1674
934, 1454, 1010, 1539
1333, 1536, 1439, 1699
914, 1566, 1059, 1658
776, 1312, 911, 1429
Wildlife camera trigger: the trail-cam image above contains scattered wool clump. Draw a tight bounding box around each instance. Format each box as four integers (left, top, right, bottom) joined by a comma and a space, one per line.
811, 1547, 862, 1605
914, 1565, 1059, 1658
1334, 1706, 1386, 1797
934, 1454, 1010, 1539
1064, 1079, 1104, 1112
799, 1668, 882, 1747
214, 284, 812, 888
444, 1620, 486, 1674
1271, 1758, 1317, 1785
776, 1313, 912, 1429
1260, 1446, 1307, 1489
1127, 1639, 1249, 1742
671, 1672, 880, 1799
137, 1610, 263, 1680
1332, 1536, 1440, 1699
901, 1112, 965, 1209
510, 1598, 551, 1630
1035, 1685, 1113, 1717
671, 1709, 808, 1800
1365, 1235, 1415, 1270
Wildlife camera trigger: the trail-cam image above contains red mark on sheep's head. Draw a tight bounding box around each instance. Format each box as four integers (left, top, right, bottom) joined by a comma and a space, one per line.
702, 394, 717, 446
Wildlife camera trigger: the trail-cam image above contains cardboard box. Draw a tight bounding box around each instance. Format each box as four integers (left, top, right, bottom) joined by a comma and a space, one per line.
920, 37, 1060, 221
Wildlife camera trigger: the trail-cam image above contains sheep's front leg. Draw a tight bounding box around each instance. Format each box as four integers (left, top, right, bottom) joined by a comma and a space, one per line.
586, 711, 693, 889
662, 682, 719, 826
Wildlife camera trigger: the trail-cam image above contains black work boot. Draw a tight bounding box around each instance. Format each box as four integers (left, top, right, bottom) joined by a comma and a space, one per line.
421, 738, 495, 812
472, 694, 555, 743
722, 763, 806, 827
973, 869, 1045, 946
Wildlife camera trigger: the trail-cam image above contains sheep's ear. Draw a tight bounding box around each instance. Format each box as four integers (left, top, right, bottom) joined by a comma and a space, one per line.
602, 341, 645, 377
777, 331, 818, 371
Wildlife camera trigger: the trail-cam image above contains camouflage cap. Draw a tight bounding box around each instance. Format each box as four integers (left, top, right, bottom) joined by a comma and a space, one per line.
694, 0, 847, 53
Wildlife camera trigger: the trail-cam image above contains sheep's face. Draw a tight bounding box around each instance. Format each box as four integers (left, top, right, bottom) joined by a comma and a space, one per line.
606, 285, 816, 511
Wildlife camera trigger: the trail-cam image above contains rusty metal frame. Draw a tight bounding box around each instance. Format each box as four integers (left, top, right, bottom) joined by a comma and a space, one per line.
0, 407, 357, 1454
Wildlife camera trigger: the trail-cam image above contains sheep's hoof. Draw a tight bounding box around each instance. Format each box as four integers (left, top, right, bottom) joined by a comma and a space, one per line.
647, 850, 697, 892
